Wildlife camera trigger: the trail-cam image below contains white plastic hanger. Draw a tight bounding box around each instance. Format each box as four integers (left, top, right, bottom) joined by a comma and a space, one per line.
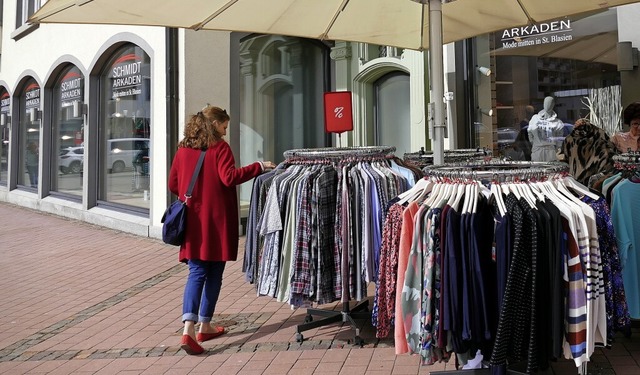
555, 178, 586, 207
528, 180, 546, 202
508, 181, 522, 200
470, 181, 479, 213
436, 180, 455, 208
413, 178, 435, 204
490, 182, 507, 217
397, 177, 430, 204
450, 182, 466, 211
562, 175, 600, 200
519, 181, 537, 208
462, 182, 472, 214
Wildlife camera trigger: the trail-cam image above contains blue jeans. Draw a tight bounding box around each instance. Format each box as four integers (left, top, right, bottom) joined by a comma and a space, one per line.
182, 260, 226, 323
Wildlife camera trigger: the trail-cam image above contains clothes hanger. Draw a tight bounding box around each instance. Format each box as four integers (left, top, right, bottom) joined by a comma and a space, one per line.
461, 181, 471, 214
554, 178, 587, 207
469, 181, 481, 214
528, 180, 546, 202
412, 178, 435, 204
490, 181, 507, 217
561, 175, 600, 200
397, 176, 430, 204
450, 181, 466, 211
518, 180, 537, 209
437, 180, 456, 208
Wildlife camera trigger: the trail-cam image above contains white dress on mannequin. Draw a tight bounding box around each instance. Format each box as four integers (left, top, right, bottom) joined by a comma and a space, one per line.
527, 97, 565, 162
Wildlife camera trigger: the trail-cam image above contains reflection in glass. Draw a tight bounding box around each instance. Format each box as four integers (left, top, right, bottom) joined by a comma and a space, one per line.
99, 45, 151, 210
0, 88, 9, 185
237, 35, 328, 204
19, 79, 40, 189
374, 72, 411, 154
51, 65, 85, 197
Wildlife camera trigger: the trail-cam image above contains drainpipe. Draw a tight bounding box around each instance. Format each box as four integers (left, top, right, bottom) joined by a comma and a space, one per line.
166, 27, 179, 204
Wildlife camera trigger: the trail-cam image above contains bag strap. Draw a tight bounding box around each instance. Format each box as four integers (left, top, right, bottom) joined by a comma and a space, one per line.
184, 150, 206, 202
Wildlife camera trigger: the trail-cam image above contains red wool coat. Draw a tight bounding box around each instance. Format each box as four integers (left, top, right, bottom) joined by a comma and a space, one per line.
168, 141, 262, 262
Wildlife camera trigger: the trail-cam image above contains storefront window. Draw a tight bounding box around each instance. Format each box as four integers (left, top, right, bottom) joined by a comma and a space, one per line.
51, 65, 84, 197
374, 72, 411, 154
485, 10, 621, 161
237, 35, 329, 203
0, 88, 9, 185
99, 44, 151, 210
18, 79, 40, 189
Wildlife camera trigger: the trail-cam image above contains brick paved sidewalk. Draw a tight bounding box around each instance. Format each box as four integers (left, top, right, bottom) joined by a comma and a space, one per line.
0, 202, 638, 374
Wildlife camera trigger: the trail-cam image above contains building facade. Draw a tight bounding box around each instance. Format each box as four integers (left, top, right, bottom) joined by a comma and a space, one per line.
1, 2, 640, 238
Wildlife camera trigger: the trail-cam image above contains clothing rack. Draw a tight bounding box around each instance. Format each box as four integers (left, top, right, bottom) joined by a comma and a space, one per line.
283, 145, 396, 159
613, 152, 640, 179
422, 160, 569, 182
393, 160, 608, 375
613, 151, 640, 164
403, 147, 491, 168
249, 146, 403, 346
286, 146, 395, 345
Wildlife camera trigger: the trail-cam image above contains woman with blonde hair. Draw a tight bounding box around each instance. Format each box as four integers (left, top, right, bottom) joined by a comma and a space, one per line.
169, 105, 275, 354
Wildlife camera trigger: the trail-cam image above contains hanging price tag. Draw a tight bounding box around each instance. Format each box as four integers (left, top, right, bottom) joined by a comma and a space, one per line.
324, 91, 353, 134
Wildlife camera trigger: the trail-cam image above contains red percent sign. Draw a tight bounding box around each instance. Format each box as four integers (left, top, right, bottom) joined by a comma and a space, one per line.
324, 91, 353, 134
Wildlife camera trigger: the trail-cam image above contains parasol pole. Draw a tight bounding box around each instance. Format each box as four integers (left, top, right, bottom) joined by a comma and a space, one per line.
429, 0, 445, 165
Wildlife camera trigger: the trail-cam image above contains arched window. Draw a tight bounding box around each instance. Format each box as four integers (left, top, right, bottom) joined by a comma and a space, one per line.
98, 44, 151, 211
18, 78, 40, 189
51, 65, 85, 196
0, 87, 10, 186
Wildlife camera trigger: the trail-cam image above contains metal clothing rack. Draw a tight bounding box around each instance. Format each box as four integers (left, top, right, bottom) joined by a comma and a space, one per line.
613, 151, 640, 165
422, 160, 568, 182
419, 160, 570, 375
612, 152, 640, 181
282, 146, 395, 345
283, 145, 396, 160
404, 147, 491, 168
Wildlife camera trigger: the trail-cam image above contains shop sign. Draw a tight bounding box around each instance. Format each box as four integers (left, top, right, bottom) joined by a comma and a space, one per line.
60, 70, 83, 107
324, 91, 353, 134
25, 83, 40, 109
111, 54, 143, 99
500, 19, 572, 49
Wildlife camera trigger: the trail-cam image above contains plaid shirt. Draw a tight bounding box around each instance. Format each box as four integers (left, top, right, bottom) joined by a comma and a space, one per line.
290, 167, 321, 298
315, 166, 338, 305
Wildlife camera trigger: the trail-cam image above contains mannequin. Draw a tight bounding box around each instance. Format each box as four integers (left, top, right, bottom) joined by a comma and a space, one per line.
527, 96, 565, 162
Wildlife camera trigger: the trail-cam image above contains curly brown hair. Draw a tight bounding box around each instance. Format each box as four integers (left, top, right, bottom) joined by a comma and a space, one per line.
178, 105, 230, 149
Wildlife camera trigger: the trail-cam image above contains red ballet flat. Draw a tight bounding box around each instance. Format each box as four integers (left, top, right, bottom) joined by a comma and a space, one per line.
196, 326, 225, 342
180, 334, 205, 355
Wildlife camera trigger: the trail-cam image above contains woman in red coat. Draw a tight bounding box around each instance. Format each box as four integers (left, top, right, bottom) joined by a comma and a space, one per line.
169, 105, 274, 355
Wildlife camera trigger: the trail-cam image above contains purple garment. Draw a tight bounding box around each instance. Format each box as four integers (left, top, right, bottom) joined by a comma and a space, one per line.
582, 196, 631, 341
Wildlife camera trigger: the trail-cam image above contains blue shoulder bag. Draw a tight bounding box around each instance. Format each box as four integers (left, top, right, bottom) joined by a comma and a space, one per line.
161, 150, 206, 246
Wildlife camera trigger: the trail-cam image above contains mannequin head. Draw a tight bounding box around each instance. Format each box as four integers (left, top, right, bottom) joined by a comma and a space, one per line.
543, 96, 555, 113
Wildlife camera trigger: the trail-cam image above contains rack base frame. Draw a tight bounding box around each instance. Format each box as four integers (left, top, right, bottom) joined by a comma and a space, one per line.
295, 299, 371, 346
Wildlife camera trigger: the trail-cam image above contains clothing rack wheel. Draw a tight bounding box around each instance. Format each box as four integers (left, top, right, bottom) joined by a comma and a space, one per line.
295, 299, 370, 346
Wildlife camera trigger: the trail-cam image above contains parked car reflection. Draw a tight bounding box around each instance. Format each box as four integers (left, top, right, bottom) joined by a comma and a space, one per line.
59, 146, 83, 174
